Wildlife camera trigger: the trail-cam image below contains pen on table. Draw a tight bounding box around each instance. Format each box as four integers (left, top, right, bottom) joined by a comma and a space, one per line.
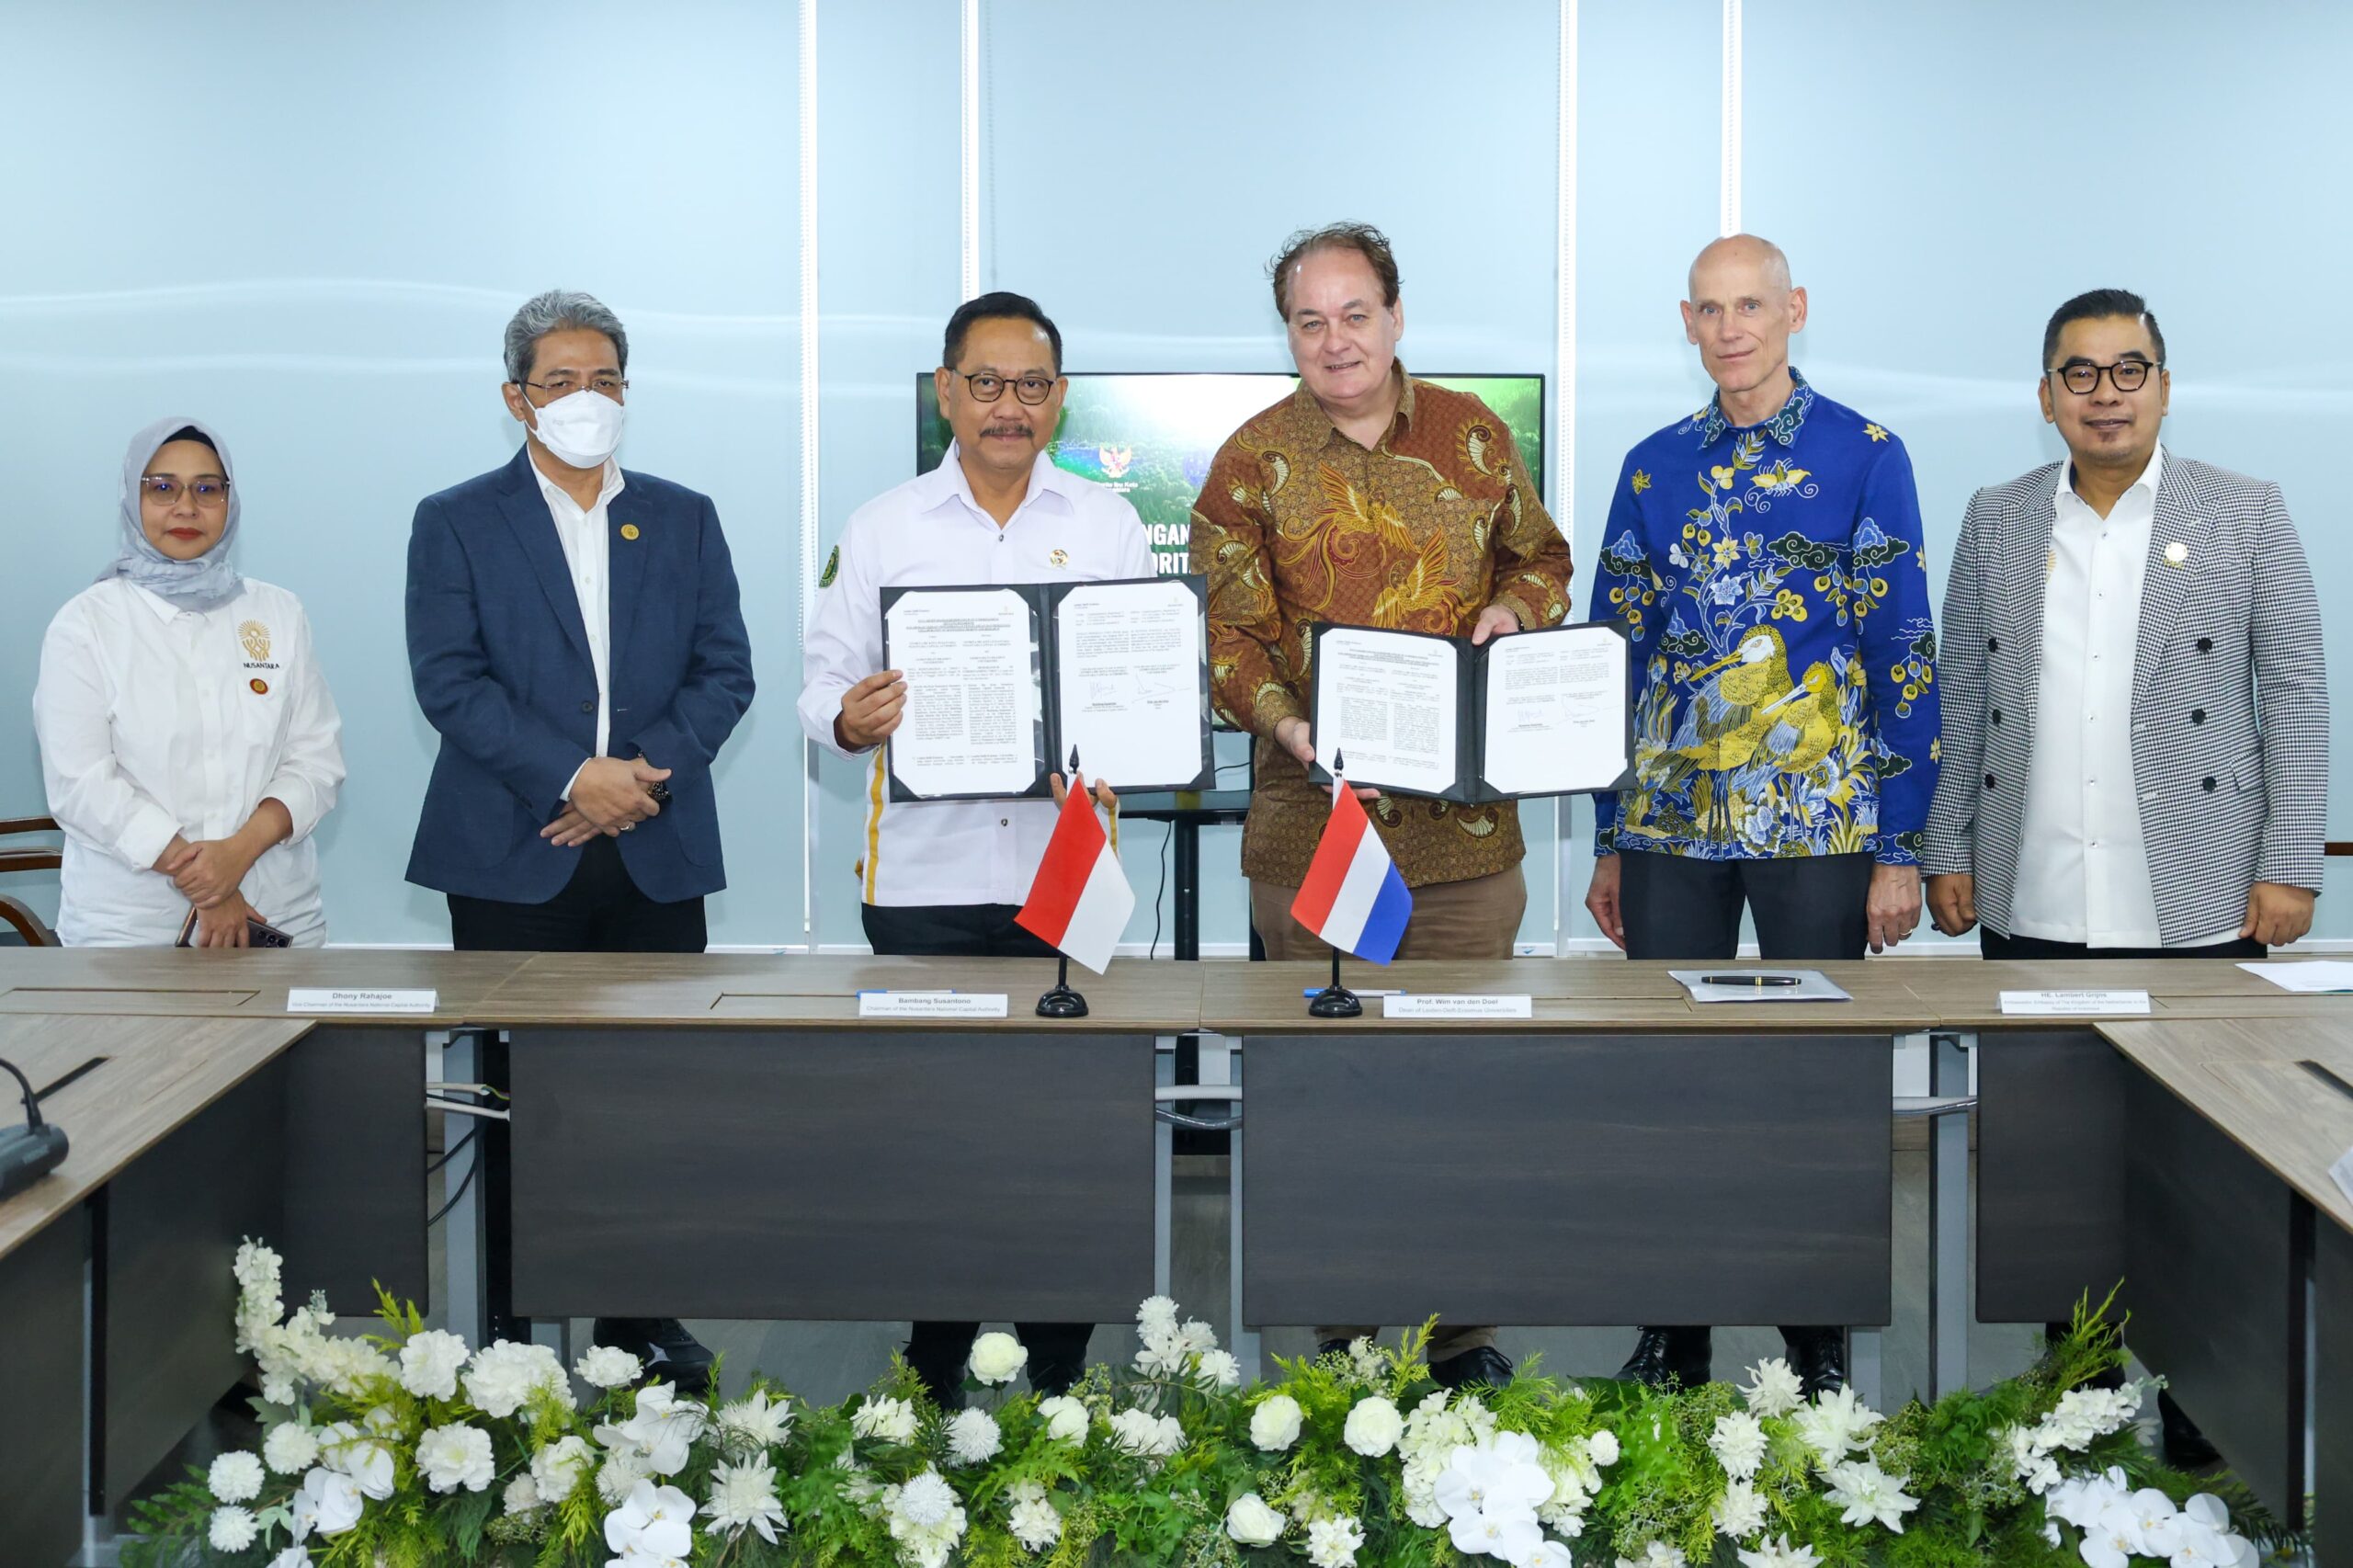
1699, 974, 1802, 987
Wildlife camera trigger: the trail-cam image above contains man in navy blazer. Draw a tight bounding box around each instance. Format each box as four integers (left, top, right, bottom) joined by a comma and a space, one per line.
405, 289, 754, 1382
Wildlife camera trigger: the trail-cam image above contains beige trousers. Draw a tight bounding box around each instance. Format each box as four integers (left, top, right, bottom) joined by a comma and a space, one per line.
1249, 867, 1524, 1359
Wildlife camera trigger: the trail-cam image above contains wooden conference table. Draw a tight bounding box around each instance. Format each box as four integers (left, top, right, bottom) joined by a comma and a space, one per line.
0, 948, 2347, 1563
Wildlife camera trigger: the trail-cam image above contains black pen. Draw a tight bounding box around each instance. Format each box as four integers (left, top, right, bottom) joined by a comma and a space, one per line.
1699, 973, 1802, 987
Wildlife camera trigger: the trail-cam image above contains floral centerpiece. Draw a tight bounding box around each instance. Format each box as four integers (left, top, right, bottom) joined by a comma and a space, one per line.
123, 1244, 2290, 1567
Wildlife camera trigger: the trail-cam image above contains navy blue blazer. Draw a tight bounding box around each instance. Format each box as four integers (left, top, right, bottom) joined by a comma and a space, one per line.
404, 447, 755, 904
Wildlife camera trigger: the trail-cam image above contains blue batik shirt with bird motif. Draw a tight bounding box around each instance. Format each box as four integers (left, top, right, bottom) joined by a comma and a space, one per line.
1589, 369, 1940, 864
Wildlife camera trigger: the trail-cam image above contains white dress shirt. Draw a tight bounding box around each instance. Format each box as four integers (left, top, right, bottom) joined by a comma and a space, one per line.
799, 448, 1155, 906
34, 577, 346, 946
530, 456, 624, 797
2011, 447, 2236, 947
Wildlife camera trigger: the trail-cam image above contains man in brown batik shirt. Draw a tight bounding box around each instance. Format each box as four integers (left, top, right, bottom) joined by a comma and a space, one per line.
1188, 222, 1574, 1388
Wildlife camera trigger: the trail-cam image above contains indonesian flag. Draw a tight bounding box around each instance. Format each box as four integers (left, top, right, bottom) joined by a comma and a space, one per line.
1015, 775, 1134, 973
1290, 755, 1413, 963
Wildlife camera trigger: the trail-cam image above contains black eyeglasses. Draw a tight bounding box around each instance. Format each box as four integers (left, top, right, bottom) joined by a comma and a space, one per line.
138, 477, 231, 506
522, 375, 628, 399
2049, 359, 2162, 396
952, 371, 1057, 405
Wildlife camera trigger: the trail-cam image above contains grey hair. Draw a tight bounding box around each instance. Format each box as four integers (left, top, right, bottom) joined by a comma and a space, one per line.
503, 289, 630, 384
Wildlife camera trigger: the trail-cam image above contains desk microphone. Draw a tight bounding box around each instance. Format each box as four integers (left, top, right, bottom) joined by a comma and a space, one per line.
0, 1057, 68, 1202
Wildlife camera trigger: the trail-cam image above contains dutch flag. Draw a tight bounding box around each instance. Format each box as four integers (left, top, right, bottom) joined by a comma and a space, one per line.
1289, 753, 1413, 963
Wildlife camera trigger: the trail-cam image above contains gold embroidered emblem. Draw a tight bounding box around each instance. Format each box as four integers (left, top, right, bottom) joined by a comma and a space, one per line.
237, 620, 270, 662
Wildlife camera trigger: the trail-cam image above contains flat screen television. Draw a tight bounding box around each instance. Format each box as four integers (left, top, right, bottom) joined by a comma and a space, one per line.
915, 371, 1546, 577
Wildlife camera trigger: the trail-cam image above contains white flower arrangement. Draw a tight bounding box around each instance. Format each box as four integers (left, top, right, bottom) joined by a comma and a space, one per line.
1250, 1392, 1305, 1450
1224, 1490, 1286, 1545
1342, 1392, 1404, 1457
966, 1330, 1028, 1386
942, 1406, 1002, 1466
123, 1243, 2283, 1568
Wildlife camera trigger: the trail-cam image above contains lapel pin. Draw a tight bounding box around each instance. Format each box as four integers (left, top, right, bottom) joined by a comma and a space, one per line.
620, 523, 641, 540
2163, 540, 2188, 566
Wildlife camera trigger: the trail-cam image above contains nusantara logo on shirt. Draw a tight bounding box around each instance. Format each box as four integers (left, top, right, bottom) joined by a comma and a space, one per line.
238, 620, 270, 662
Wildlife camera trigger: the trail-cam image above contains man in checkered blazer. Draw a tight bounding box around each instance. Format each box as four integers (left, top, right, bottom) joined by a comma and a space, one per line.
1923, 289, 2328, 1469
1924, 288, 2326, 960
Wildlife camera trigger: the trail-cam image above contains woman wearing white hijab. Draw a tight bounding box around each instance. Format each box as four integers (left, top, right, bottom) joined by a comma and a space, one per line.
33, 417, 345, 947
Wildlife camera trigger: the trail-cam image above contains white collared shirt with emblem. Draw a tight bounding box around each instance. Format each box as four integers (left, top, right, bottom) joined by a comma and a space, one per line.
2011, 446, 2236, 947
529, 454, 624, 797
34, 576, 346, 946
798, 447, 1155, 906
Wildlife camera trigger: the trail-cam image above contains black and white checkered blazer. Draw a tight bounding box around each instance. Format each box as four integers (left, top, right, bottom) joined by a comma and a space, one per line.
1922, 449, 2328, 944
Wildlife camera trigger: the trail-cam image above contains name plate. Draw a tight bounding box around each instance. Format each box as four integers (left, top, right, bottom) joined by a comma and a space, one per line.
288, 988, 438, 1016
857, 991, 1009, 1019
1998, 989, 2151, 1017
1381, 994, 1532, 1020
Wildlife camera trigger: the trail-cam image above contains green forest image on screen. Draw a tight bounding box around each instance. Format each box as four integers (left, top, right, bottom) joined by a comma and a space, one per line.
916, 372, 1545, 575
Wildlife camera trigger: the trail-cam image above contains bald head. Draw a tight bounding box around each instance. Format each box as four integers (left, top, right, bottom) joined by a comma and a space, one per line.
1688, 233, 1791, 298
1680, 233, 1808, 411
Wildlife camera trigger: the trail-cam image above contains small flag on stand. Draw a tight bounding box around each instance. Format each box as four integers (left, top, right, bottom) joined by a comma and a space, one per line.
1016, 762, 1134, 974
1290, 752, 1412, 963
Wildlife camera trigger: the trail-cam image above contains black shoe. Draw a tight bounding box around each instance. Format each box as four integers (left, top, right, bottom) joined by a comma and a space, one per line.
1028, 1358, 1085, 1398
2160, 1389, 2221, 1469
1617, 1326, 1711, 1389
1430, 1345, 1514, 1391
1315, 1337, 1354, 1361
592, 1317, 715, 1394
903, 1355, 967, 1412
1781, 1326, 1847, 1398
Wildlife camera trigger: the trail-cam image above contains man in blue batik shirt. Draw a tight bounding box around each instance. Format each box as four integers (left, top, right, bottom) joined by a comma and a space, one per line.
1584, 234, 1941, 1397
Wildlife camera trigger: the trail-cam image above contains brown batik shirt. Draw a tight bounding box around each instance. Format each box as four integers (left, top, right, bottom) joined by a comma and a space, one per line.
1189, 369, 1575, 888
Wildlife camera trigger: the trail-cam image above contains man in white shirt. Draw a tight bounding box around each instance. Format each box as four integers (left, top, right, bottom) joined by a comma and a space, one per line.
1924, 287, 2328, 1465
798, 291, 1153, 1404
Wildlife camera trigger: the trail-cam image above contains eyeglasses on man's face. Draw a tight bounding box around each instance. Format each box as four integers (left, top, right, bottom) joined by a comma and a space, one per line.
522, 374, 628, 400
952, 371, 1057, 405
2049, 358, 2162, 396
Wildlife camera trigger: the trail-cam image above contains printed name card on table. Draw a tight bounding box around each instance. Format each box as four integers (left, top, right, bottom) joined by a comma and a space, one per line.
1381, 994, 1533, 1020
287, 989, 438, 1016
857, 991, 1010, 1019
1997, 990, 2151, 1017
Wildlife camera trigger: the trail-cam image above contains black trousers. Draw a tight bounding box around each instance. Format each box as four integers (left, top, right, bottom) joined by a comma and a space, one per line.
860, 900, 1094, 1385
447, 835, 707, 953
1619, 848, 1876, 960
1620, 849, 1877, 1346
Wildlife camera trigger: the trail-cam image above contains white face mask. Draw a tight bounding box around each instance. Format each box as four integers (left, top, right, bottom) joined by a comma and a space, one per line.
527, 389, 627, 468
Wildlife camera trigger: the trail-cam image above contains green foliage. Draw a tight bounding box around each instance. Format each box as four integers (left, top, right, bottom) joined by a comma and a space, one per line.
137, 1261, 2315, 1568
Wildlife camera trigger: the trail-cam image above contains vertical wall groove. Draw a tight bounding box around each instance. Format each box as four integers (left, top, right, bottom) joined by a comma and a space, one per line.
1553, 0, 1578, 955
960, 0, 982, 302
798, 0, 822, 940
1720, 0, 1743, 235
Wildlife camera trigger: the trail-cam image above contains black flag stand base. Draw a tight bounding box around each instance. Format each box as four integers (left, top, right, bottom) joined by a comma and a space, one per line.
1037, 954, 1090, 1018
1307, 947, 1361, 1017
